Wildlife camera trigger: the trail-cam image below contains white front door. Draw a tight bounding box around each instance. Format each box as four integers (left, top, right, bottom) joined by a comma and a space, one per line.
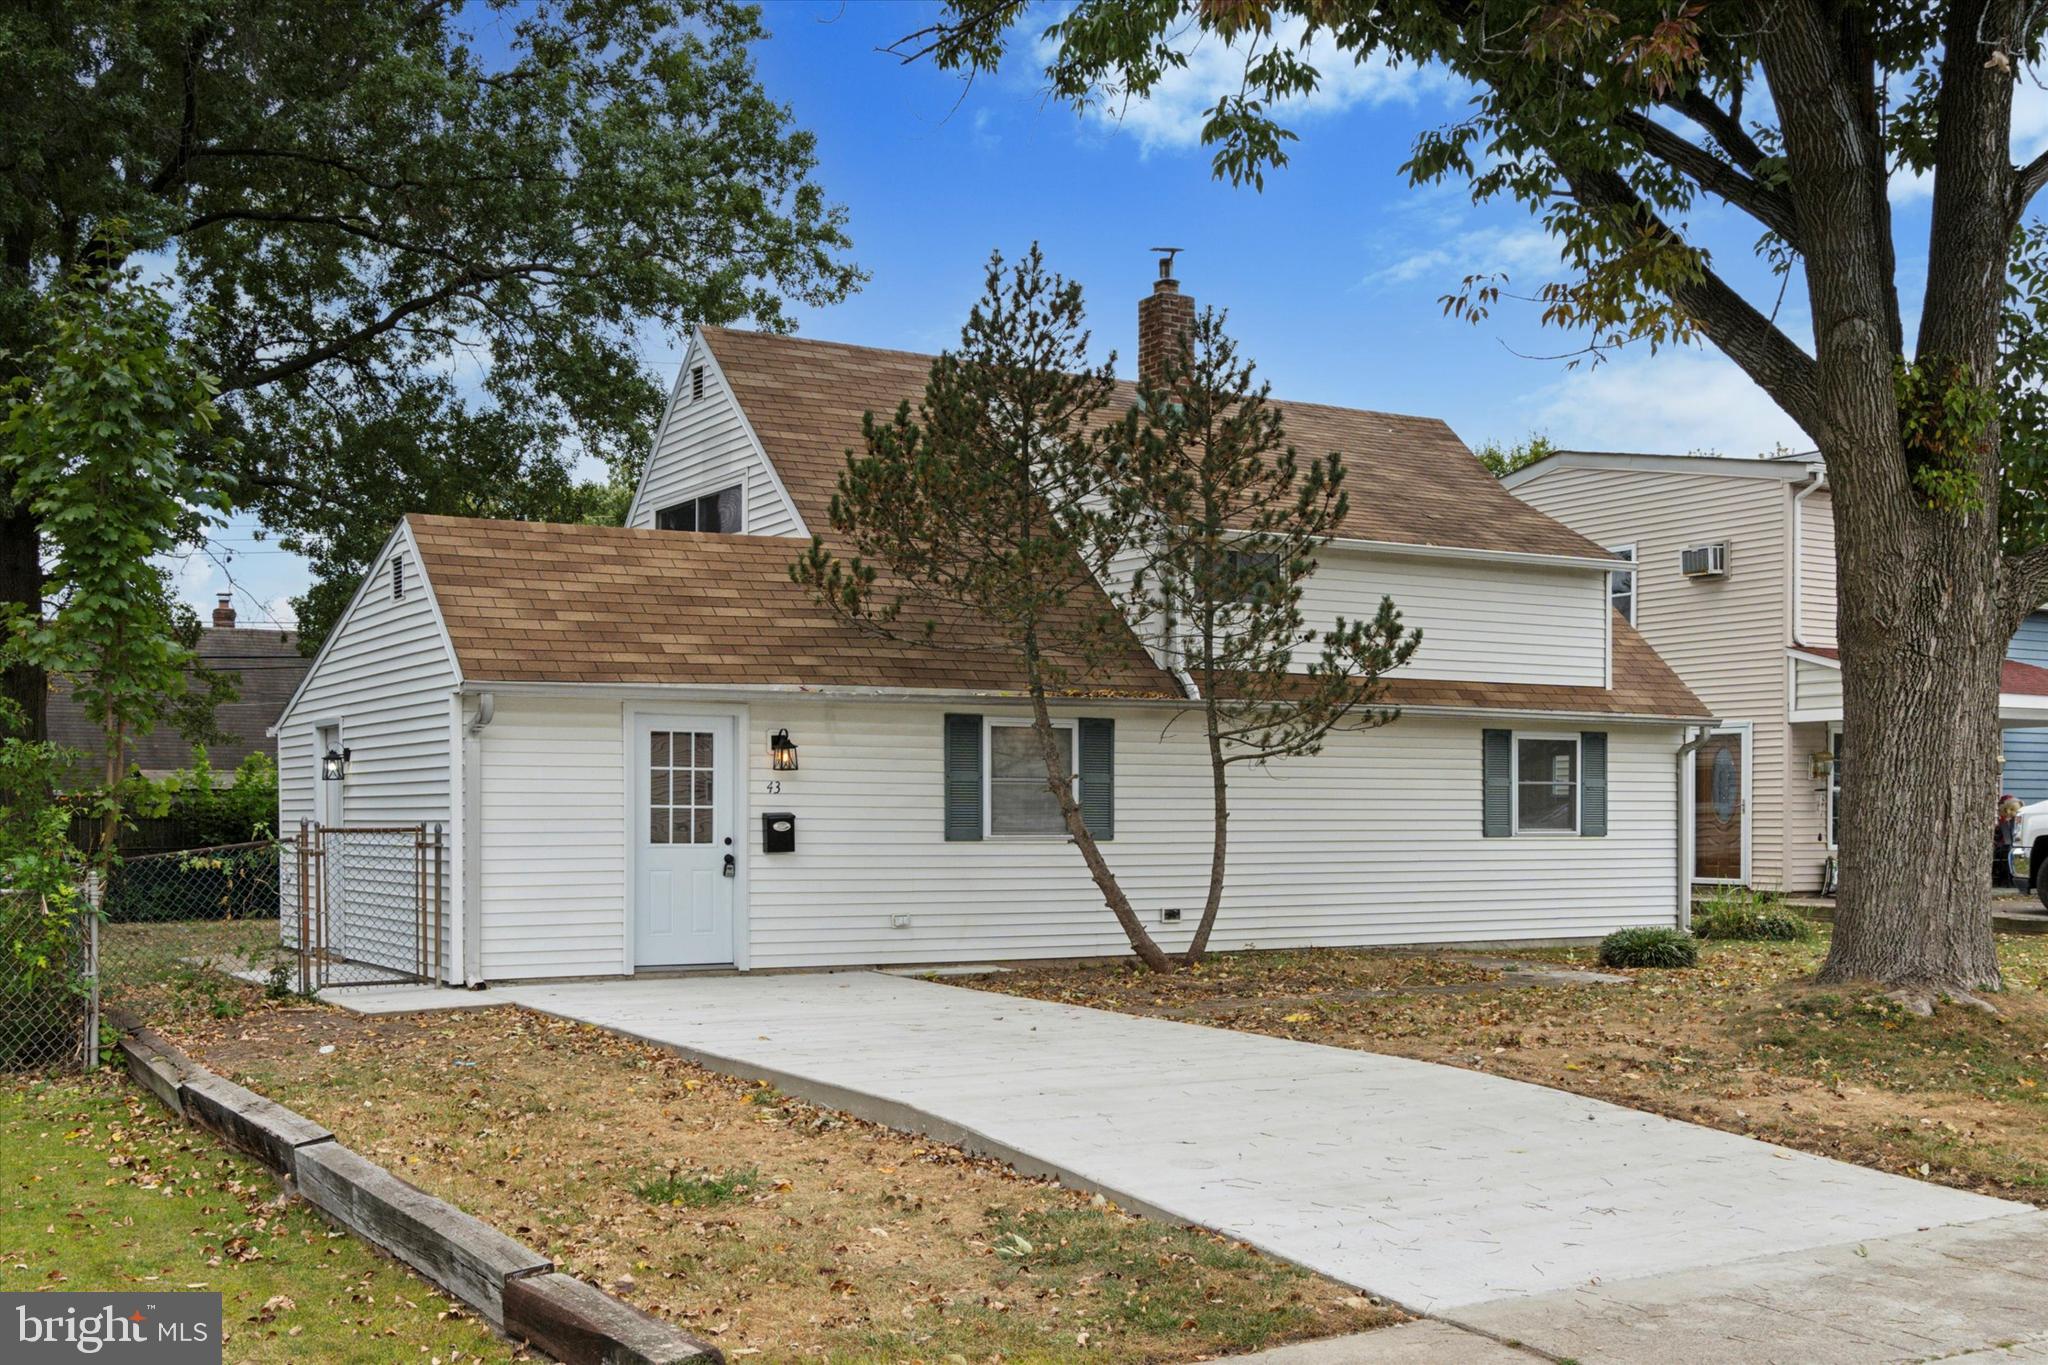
633, 714, 737, 967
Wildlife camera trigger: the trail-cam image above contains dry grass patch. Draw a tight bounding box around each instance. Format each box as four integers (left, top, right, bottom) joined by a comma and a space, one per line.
167, 1005, 1397, 1362
977, 934, 2048, 1203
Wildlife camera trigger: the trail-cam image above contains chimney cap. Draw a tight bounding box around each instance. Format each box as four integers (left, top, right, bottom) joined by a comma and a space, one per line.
1150, 246, 1183, 281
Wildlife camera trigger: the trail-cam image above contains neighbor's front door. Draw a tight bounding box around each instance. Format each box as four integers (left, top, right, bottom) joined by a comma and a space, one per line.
633, 714, 736, 967
1693, 728, 1747, 882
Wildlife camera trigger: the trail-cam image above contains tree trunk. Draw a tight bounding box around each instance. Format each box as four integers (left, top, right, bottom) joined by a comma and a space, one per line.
1021, 638, 1172, 973
1, 497, 43, 741
1183, 705, 1229, 965
1819, 505, 2004, 996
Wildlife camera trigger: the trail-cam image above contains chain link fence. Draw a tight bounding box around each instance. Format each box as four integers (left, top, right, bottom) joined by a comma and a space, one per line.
3, 824, 445, 1072
0, 890, 94, 1071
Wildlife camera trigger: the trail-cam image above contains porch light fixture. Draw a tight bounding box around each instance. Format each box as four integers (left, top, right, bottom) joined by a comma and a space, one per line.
321, 746, 351, 782
768, 729, 799, 772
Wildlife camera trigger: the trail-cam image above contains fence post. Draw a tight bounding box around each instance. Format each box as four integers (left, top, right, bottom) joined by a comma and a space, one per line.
81, 874, 100, 1071
297, 820, 312, 997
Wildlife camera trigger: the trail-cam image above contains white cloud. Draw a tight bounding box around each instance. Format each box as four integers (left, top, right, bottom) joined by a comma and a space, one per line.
1893, 71, 2048, 204
1047, 16, 1454, 154
1365, 225, 1560, 289
1521, 349, 1811, 457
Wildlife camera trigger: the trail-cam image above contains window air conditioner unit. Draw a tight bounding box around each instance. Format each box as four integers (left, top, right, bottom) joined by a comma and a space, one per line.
1680, 542, 1728, 578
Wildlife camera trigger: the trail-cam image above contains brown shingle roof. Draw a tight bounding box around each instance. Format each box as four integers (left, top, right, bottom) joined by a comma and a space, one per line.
46, 626, 309, 779
407, 515, 1710, 719
701, 327, 1617, 562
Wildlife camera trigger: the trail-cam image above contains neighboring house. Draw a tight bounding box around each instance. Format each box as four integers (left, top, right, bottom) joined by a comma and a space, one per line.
1504, 451, 2048, 894
2001, 613, 2048, 805
273, 270, 1712, 986
48, 595, 309, 781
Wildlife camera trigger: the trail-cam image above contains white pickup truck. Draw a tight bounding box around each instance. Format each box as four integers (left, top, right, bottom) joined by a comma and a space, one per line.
2010, 799, 2048, 904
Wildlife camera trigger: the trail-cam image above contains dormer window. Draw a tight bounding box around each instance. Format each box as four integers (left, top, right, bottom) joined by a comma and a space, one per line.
656, 484, 743, 533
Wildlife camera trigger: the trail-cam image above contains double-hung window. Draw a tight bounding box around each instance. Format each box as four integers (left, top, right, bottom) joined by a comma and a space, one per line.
986, 718, 1076, 838
1606, 544, 1636, 624
656, 484, 743, 533
1514, 733, 1581, 834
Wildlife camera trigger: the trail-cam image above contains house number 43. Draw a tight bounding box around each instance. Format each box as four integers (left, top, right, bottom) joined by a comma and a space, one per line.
765, 780, 782, 795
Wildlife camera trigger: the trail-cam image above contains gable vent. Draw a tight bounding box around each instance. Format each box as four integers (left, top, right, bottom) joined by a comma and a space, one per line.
691, 365, 706, 401
392, 553, 405, 601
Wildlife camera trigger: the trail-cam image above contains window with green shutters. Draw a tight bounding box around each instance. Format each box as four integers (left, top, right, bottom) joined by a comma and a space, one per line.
1483, 728, 1607, 837
943, 714, 1113, 841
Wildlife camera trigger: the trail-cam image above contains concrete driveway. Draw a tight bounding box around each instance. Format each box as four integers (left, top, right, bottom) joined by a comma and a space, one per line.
348, 970, 2048, 1361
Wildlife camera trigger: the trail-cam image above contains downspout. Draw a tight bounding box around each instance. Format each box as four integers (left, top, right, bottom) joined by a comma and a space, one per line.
1790, 473, 1824, 648
1674, 722, 1721, 931
460, 692, 495, 986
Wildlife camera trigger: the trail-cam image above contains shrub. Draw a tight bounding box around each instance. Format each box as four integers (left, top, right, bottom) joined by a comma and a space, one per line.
1599, 926, 1698, 969
1693, 903, 1815, 942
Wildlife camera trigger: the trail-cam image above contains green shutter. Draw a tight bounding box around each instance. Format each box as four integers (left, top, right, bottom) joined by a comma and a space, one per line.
943, 714, 983, 841
1482, 729, 1512, 837
1079, 717, 1115, 840
1580, 731, 1608, 837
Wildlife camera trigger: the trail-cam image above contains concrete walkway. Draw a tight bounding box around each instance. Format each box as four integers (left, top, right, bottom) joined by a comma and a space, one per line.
339, 971, 2048, 1360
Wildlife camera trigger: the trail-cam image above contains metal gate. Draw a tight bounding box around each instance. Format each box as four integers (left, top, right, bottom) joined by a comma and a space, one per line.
285, 822, 445, 991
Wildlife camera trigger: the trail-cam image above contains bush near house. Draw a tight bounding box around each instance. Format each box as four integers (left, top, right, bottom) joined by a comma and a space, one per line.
1694, 891, 1816, 943
1599, 926, 1699, 969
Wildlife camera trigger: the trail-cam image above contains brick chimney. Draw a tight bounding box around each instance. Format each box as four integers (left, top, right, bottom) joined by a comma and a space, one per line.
1137, 247, 1195, 391
212, 592, 236, 628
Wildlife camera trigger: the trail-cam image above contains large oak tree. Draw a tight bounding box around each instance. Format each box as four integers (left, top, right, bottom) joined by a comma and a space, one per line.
1, 0, 861, 711
907, 0, 2048, 1001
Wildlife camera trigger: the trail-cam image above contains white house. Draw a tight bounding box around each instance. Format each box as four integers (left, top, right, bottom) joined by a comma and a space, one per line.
274, 273, 1712, 985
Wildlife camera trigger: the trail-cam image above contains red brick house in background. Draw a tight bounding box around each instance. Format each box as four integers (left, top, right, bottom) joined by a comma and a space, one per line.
47, 594, 310, 782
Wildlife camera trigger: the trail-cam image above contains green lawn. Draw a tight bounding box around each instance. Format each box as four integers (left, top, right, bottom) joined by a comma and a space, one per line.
0, 1074, 515, 1363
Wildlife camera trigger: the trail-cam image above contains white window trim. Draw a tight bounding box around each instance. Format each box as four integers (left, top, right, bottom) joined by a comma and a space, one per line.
1510, 730, 1581, 836
1606, 543, 1636, 625
984, 716, 1078, 840
656, 481, 746, 534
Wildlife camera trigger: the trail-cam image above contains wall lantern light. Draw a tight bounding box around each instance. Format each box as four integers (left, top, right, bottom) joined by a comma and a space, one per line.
321, 746, 352, 782
768, 729, 799, 772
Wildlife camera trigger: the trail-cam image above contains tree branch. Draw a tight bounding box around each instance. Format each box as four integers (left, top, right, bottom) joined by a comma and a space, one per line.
1563, 164, 1827, 441
2017, 146, 2048, 219
1616, 109, 1800, 243
220, 261, 565, 392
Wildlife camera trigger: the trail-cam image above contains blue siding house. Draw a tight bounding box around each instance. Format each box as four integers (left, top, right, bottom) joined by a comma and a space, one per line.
2010, 613, 2048, 804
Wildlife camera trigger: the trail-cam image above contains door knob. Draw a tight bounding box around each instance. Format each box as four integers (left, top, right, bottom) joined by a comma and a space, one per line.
722, 852, 736, 878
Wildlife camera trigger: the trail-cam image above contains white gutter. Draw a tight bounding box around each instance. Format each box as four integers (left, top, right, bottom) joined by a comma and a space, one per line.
1674, 723, 1723, 930
458, 691, 494, 986
452, 679, 1709, 726
1790, 472, 1826, 647
1308, 534, 1624, 573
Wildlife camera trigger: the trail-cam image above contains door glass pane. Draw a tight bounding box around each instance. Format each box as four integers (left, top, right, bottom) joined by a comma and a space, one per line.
649, 806, 670, 844
1694, 733, 1745, 879
650, 731, 670, 767
693, 809, 713, 844
694, 732, 714, 768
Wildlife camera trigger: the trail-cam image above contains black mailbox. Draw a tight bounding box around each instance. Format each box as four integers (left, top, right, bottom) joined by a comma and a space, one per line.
762, 811, 796, 854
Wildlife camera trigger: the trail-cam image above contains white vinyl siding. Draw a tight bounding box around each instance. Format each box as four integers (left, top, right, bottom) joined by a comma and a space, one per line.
627, 338, 802, 537
475, 693, 627, 980
1295, 548, 1609, 686
1793, 657, 1843, 715
275, 527, 459, 975
1510, 463, 1797, 889
739, 700, 1680, 969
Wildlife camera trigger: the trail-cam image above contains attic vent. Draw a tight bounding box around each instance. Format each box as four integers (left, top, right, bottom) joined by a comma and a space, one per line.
691, 365, 706, 401
1679, 542, 1728, 579
392, 553, 406, 601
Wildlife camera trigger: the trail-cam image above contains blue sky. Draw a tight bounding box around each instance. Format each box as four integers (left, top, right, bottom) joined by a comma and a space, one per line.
176, 0, 2021, 629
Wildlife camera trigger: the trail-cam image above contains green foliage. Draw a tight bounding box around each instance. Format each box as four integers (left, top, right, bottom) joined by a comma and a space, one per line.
0, 263, 230, 859
1896, 356, 1996, 514
1692, 892, 1816, 943
1599, 926, 1698, 969
0, 709, 88, 1064
632, 1165, 759, 1208
140, 749, 281, 848
2, 0, 862, 652
1473, 435, 1557, 479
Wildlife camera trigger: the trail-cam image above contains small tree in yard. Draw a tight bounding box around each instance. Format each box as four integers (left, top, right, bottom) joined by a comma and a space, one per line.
793, 246, 1175, 972
1109, 310, 1420, 965
1, 266, 232, 868
906, 0, 2048, 1008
